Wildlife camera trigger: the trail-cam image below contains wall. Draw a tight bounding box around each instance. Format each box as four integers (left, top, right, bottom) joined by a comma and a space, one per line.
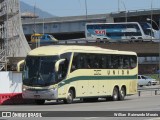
0, 71, 22, 94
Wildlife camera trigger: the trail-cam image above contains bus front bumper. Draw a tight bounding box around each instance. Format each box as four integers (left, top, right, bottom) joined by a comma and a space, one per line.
22, 88, 58, 100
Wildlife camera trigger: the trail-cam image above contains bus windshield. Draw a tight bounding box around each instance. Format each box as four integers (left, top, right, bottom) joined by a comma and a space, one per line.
23, 56, 59, 87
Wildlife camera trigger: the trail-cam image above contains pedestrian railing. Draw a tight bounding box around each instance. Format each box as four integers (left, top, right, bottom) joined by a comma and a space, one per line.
137, 87, 160, 96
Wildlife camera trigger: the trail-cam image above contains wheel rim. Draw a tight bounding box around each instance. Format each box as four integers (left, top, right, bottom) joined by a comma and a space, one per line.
122, 88, 125, 97
67, 92, 73, 103
113, 88, 118, 100
120, 88, 125, 100
148, 82, 151, 86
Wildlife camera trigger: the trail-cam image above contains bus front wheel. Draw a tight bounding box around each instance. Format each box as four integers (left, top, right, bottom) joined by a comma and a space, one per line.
64, 90, 74, 104
35, 99, 45, 105
112, 87, 119, 101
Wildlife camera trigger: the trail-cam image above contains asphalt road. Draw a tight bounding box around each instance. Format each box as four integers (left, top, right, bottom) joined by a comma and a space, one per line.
1, 86, 160, 120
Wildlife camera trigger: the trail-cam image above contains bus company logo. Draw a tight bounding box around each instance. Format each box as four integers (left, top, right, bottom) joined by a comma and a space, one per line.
2, 112, 12, 117
95, 29, 106, 35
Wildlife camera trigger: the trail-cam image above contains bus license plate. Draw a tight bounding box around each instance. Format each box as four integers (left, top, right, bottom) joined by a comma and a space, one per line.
34, 95, 40, 98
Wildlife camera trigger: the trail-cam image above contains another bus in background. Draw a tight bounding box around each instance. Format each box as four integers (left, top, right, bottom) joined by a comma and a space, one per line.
85, 22, 154, 42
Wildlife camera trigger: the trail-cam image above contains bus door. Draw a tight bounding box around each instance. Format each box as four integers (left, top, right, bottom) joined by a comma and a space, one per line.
57, 53, 71, 98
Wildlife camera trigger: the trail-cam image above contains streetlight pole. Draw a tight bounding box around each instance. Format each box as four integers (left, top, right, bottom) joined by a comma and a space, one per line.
85, 0, 88, 20
158, 18, 160, 81
147, 18, 159, 30
151, 0, 153, 39
121, 0, 127, 22
118, 0, 120, 12
159, 19, 160, 81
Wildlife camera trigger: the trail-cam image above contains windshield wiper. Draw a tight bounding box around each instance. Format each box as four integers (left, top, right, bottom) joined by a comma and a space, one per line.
38, 72, 44, 81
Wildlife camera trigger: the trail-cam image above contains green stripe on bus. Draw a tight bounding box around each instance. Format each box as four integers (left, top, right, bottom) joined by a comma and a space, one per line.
58, 75, 137, 88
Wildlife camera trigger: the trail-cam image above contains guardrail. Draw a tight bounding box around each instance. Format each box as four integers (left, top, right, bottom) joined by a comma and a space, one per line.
110, 8, 160, 15
56, 38, 160, 45
137, 87, 160, 96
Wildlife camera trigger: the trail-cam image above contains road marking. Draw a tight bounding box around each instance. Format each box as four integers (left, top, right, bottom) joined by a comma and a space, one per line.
147, 118, 160, 120
84, 117, 99, 120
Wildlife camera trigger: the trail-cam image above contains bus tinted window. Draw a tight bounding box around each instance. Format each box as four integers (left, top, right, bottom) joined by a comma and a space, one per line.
60, 52, 72, 79
71, 53, 137, 72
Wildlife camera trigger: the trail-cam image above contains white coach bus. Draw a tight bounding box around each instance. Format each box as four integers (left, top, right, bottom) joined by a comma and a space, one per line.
85, 22, 154, 42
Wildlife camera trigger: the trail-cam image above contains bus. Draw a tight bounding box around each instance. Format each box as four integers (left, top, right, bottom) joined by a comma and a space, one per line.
17, 45, 138, 105
85, 22, 154, 42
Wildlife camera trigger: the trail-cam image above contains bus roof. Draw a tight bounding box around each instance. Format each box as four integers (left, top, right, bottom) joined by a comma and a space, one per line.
86, 22, 140, 25
28, 45, 137, 56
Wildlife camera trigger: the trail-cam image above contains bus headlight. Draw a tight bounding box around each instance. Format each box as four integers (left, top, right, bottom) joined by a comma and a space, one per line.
51, 88, 57, 91
51, 85, 58, 90
22, 88, 26, 91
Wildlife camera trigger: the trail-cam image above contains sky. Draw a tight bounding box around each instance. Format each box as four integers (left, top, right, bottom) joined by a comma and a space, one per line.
20, 0, 160, 17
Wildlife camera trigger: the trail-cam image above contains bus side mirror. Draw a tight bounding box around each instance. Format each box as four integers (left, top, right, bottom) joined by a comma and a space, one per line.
55, 59, 65, 72
17, 60, 24, 72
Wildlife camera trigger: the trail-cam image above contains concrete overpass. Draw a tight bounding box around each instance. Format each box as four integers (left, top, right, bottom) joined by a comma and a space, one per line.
22, 8, 160, 74
22, 8, 160, 41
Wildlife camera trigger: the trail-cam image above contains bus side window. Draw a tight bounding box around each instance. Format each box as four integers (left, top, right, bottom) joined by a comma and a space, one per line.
71, 53, 79, 72
106, 55, 112, 69
100, 56, 106, 69
78, 56, 83, 68
123, 56, 130, 69
119, 56, 123, 69
60, 52, 71, 79
78, 54, 86, 69
130, 56, 137, 69
111, 55, 119, 69
93, 55, 100, 69
86, 54, 92, 69
58, 61, 65, 80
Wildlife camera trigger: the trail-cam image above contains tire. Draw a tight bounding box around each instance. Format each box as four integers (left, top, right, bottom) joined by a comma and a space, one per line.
147, 82, 151, 86
112, 87, 119, 101
35, 99, 45, 105
119, 87, 126, 101
64, 90, 74, 104
103, 38, 108, 43
96, 38, 101, 42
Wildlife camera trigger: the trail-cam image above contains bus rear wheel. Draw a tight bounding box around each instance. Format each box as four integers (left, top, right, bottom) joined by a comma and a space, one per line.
35, 99, 45, 105
112, 87, 119, 101
64, 90, 74, 104
119, 87, 126, 100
